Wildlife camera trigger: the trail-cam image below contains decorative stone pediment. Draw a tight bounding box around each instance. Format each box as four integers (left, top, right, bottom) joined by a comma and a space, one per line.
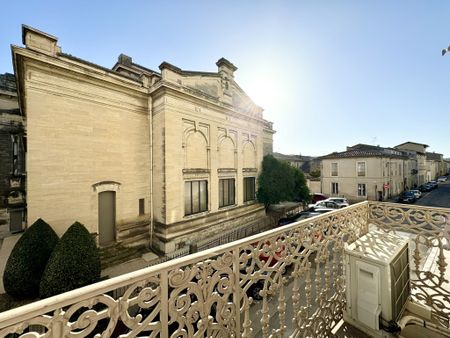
159, 58, 262, 117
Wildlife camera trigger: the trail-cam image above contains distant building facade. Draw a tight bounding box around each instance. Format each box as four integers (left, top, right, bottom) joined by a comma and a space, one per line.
321, 144, 408, 202
394, 142, 428, 185
320, 142, 447, 202
10, 26, 274, 253
273, 152, 320, 174
425, 152, 445, 180
0, 73, 26, 231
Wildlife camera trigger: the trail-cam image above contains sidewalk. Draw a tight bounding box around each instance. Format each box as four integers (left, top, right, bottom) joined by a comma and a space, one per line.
0, 234, 21, 293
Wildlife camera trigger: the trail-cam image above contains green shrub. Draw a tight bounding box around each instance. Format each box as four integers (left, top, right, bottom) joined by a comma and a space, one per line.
3, 218, 59, 299
39, 222, 101, 298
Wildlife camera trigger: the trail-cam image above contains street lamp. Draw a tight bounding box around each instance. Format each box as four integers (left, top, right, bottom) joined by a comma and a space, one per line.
442, 45, 450, 56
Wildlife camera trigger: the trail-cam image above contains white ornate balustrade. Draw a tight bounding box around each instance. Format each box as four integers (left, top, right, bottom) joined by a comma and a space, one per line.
0, 201, 449, 337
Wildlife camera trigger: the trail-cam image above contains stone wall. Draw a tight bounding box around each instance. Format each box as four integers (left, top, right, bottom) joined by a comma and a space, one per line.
23, 57, 151, 237
12, 26, 274, 252
153, 203, 266, 253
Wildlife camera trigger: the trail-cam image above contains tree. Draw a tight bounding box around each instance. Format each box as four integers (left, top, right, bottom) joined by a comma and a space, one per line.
39, 222, 101, 299
309, 168, 321, 179
291, 166, 310, 203
257, 155, 310, 209
3, 218, 59, 299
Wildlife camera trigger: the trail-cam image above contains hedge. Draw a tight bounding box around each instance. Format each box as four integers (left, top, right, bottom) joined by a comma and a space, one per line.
39, 222, 101, 298
3, 218, 59, 299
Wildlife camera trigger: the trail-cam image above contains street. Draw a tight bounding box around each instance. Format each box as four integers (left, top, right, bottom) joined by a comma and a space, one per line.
415, 180, 450, 208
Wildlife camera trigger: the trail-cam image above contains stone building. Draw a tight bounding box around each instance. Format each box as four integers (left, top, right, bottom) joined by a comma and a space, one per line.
10, 25, 274, 253
425, 152, 445, 180
272, 152, 320, 174
320, 144, 408, 202
394, 142, 428, 186
0, 73, 26, 232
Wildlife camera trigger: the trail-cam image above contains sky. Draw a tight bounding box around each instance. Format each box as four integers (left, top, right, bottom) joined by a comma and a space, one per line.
1, 1, 450, 157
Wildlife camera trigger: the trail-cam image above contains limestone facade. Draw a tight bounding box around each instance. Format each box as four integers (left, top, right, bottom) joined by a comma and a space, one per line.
394, 142, 428, 185
321, 142, 447, 202
11, 26, 274, 253
321, 144, 408, 202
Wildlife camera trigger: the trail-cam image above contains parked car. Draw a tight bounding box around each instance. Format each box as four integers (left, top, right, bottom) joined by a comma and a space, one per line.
428, 181, 438, 189
277, 212, 302, 226
311, 208, 336, 214
310, 193, 328, 203
324, 197, 349, 208
295, 211, 321, 220
295, 208, 335, 220
438, 176, 447, 182
418, 184, 432, 192
308, 200, 340, 210
396, 191, 416, 204
409, 189, 422, 199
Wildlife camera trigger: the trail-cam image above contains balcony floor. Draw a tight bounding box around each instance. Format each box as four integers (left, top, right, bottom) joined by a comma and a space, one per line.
334, 320, 371, 337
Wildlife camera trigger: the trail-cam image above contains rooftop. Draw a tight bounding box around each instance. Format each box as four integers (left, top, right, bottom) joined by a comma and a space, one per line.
320, 146, 407, 160
0, 73, 16, 93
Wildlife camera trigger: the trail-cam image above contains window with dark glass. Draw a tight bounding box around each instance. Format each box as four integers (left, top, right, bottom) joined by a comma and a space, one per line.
357, 162, 366, 176
358, 183, 366, 196
219, 178, 235, 208
243, 177, 255, 202
332, 182, 339, 194
139, 198, 145, 215
185, 180, 208, 215
11, 134, 24, 175
331, 163, 338, 176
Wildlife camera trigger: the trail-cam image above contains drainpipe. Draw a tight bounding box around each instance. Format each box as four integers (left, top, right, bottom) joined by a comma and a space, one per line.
142, 74, 154, 250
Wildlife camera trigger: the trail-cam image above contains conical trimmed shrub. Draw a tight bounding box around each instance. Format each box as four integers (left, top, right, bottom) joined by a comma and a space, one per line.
3, 218, 59, 299
39, 222, 101, 299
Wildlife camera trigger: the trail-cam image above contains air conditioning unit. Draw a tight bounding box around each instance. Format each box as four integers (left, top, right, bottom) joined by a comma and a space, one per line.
344, 230, 410, 337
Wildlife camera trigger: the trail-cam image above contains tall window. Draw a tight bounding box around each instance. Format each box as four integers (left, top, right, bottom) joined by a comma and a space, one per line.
357, 162, 366, 176
219, 178, 235, 208
244, 177, 256, 202
358, 183, 366, 196
11, 134, 24, 175
331, 163, 338, 176
185, 180, 208, 216
331, 182, 339, 194
139, 198, 145, 215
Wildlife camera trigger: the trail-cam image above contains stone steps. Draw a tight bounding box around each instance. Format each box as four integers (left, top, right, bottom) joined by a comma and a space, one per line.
98, 242, 150, 270
116, 220, 150, 248
0, 209, 10, 241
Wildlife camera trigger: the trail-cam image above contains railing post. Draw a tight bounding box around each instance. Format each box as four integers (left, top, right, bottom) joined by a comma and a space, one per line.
161, 270, 169, 338
365, 201, 370, 233
232, 247, 241, 337
49, 309, 65, 338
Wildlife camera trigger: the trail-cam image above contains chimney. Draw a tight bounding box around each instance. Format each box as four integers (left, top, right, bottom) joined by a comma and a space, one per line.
118, 54, 133, 66
22, 25, 60, 56
216, 58, 237, 79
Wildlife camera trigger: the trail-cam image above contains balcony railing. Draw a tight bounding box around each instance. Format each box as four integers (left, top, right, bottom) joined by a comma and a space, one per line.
0, 201, 449, 337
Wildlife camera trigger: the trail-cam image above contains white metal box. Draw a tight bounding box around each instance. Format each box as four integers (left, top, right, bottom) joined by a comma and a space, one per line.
345, 230, 410, 332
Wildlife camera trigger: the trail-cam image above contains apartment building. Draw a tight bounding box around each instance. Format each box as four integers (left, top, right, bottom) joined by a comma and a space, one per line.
321, 144, 408, 202
9, 25, 275, 253
320, 142, 447, 202
426, 152, 446, 180
394, 142, 428, 185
